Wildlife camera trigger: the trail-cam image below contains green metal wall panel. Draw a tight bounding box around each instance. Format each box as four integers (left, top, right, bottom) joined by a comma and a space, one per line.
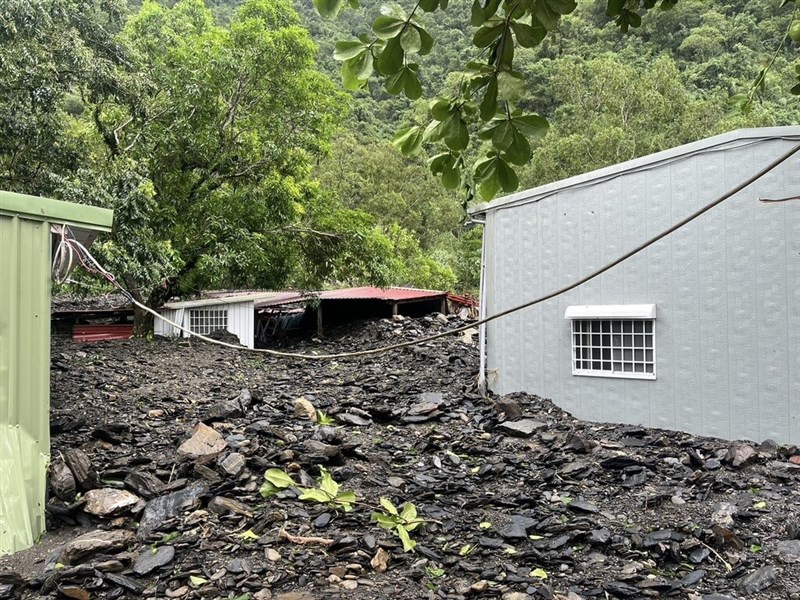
0, 215, 52, 556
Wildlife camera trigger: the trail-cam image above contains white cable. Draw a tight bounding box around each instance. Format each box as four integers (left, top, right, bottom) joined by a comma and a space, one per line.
59, 139, 800, 361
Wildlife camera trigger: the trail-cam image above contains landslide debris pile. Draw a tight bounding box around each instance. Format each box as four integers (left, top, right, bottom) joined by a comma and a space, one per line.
1, 315, 799, 600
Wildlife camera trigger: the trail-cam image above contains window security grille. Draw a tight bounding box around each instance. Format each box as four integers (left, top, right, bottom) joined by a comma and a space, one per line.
189, 308, 228, 335
571, 319, 655, 380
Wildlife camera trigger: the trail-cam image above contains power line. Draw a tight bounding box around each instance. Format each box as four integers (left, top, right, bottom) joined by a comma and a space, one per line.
59, 141, 800, 361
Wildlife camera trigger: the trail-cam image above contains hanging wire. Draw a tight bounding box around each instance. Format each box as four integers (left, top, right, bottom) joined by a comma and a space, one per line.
55, 140, 800, 361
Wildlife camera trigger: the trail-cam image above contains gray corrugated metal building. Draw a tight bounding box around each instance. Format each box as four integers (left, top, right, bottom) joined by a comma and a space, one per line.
471, 127, 800, 444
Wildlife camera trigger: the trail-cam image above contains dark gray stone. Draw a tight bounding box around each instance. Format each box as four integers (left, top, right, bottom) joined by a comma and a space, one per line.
737, 566, 778, 594
138, 483, 205, 536
132, 545, 175, 575
496, 419, 546, 438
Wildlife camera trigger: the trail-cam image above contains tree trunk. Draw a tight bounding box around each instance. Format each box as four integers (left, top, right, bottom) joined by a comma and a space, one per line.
132, 304, 154, 338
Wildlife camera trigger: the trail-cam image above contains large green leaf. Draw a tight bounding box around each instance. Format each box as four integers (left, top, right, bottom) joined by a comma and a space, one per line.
418, 27, 434, 55
479, 77, 498, 121
380, 497, 398, 515
511, 21, 546, 48
371, 512, 399, 529
471, 0, 485, 26
393, 126, 424, 156
385, 66, 422, 99
430, 98, 453, 121
298, 488, 331, 503
400, 502, 418, 525
473, 22, 504, 48
442, 113, 469, 151
373, 15, 406, 39
400, 25, 422, 52
513, 114, 549, 139
441, 163, 461, 189
264, 469, 295, 489
504, 129, 532, 165
341, 51, 373, 90
396, 525, 417, 552
313, 0, 345, 18
334, 40, 368, 61
496, 155, 519, 192
318, 469, 339, 497
491, 119, 515, 150
376, 35, 404, 75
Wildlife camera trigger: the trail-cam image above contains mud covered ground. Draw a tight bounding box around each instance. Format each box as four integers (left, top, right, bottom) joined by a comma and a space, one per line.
2, 314, 800, 600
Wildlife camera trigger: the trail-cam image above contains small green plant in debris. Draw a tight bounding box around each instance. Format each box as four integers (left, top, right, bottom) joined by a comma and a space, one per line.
239, 529, 260, 543
298, 467, 356, 512
529, 568, 548, 580
425, 566, 445, 578
260, 468, 296, 498
316, 410, 335, 426
371, 498, 423, 552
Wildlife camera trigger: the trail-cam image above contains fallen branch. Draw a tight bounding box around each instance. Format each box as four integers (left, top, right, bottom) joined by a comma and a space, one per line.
278, 527, 334, 546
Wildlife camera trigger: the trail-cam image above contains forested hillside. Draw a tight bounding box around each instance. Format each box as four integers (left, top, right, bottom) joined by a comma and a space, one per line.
292, 0, 800, 291
3, 0, 797, 310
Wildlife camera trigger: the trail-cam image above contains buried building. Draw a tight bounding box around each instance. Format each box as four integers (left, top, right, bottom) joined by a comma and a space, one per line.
470, 127, 800, 445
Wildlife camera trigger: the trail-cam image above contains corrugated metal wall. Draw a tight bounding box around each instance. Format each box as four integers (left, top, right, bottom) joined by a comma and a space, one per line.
0, 215, 51, 555
227, 302, 254, 348
484, 136, 800, 444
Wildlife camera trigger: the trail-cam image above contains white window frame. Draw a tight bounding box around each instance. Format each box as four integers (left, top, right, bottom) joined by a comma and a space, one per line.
189, 307, 229, 336
565, 305, 656, 380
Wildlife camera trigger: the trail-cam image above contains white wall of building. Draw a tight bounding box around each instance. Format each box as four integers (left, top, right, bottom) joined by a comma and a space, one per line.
479, 128, 800, 444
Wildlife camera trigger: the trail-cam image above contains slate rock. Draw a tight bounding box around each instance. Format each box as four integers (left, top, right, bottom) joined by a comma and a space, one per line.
737, 565, 778, 594
494, 398, 523, 420
776, 539, 800, 562
220, 452, 246, 476
125, 471, 165, 499
177, 423, 226, 458
496, 419, 546, 438
407, 399, 443, 417
208, 496, 253, 517
133, 545, 175, 575
314, 513, 332, 528
337, 413, 371, 426
58, 585, 90, 600
725, 443, 757, 468
138, 483, 205, 536
83, 488, 139, 517
204, 400, 242, 423
104, 572, 145, 594
50, 460, 77, 501
63, 448, 100, 490
59, 530, 134, 565
568, 499, 600, 514
294, 397, 317, 420
499, 522, 529, 540
587, 529, 612, 544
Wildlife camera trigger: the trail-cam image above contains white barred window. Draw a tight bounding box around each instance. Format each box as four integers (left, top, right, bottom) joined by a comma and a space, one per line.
189, 308, 228, 335
565, 305, 656, 380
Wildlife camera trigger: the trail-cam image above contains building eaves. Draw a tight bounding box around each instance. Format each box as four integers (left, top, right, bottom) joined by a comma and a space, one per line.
469, 126, 800, 217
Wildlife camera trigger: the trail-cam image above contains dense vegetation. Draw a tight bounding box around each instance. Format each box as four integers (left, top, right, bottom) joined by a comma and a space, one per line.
1, 0, 798, 324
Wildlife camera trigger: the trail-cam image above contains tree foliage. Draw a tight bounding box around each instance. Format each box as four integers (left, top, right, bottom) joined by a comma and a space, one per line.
307, 0, 800, 201
1, 0, 415, 333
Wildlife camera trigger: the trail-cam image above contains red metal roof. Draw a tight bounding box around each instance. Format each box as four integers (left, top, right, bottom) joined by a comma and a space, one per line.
255, 287, 446, 308
73, 324, 134, 342
318, 287, 445, 301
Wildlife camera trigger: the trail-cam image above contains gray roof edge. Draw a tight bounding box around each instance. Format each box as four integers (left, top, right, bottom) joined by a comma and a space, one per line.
162, 292, 281, 310
469, 126, 800, 216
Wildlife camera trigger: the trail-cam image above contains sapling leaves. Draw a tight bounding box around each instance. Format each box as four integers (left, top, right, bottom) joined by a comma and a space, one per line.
260, 468, 296, 498
298, 467, 356, 511
371, 498, 423, 552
